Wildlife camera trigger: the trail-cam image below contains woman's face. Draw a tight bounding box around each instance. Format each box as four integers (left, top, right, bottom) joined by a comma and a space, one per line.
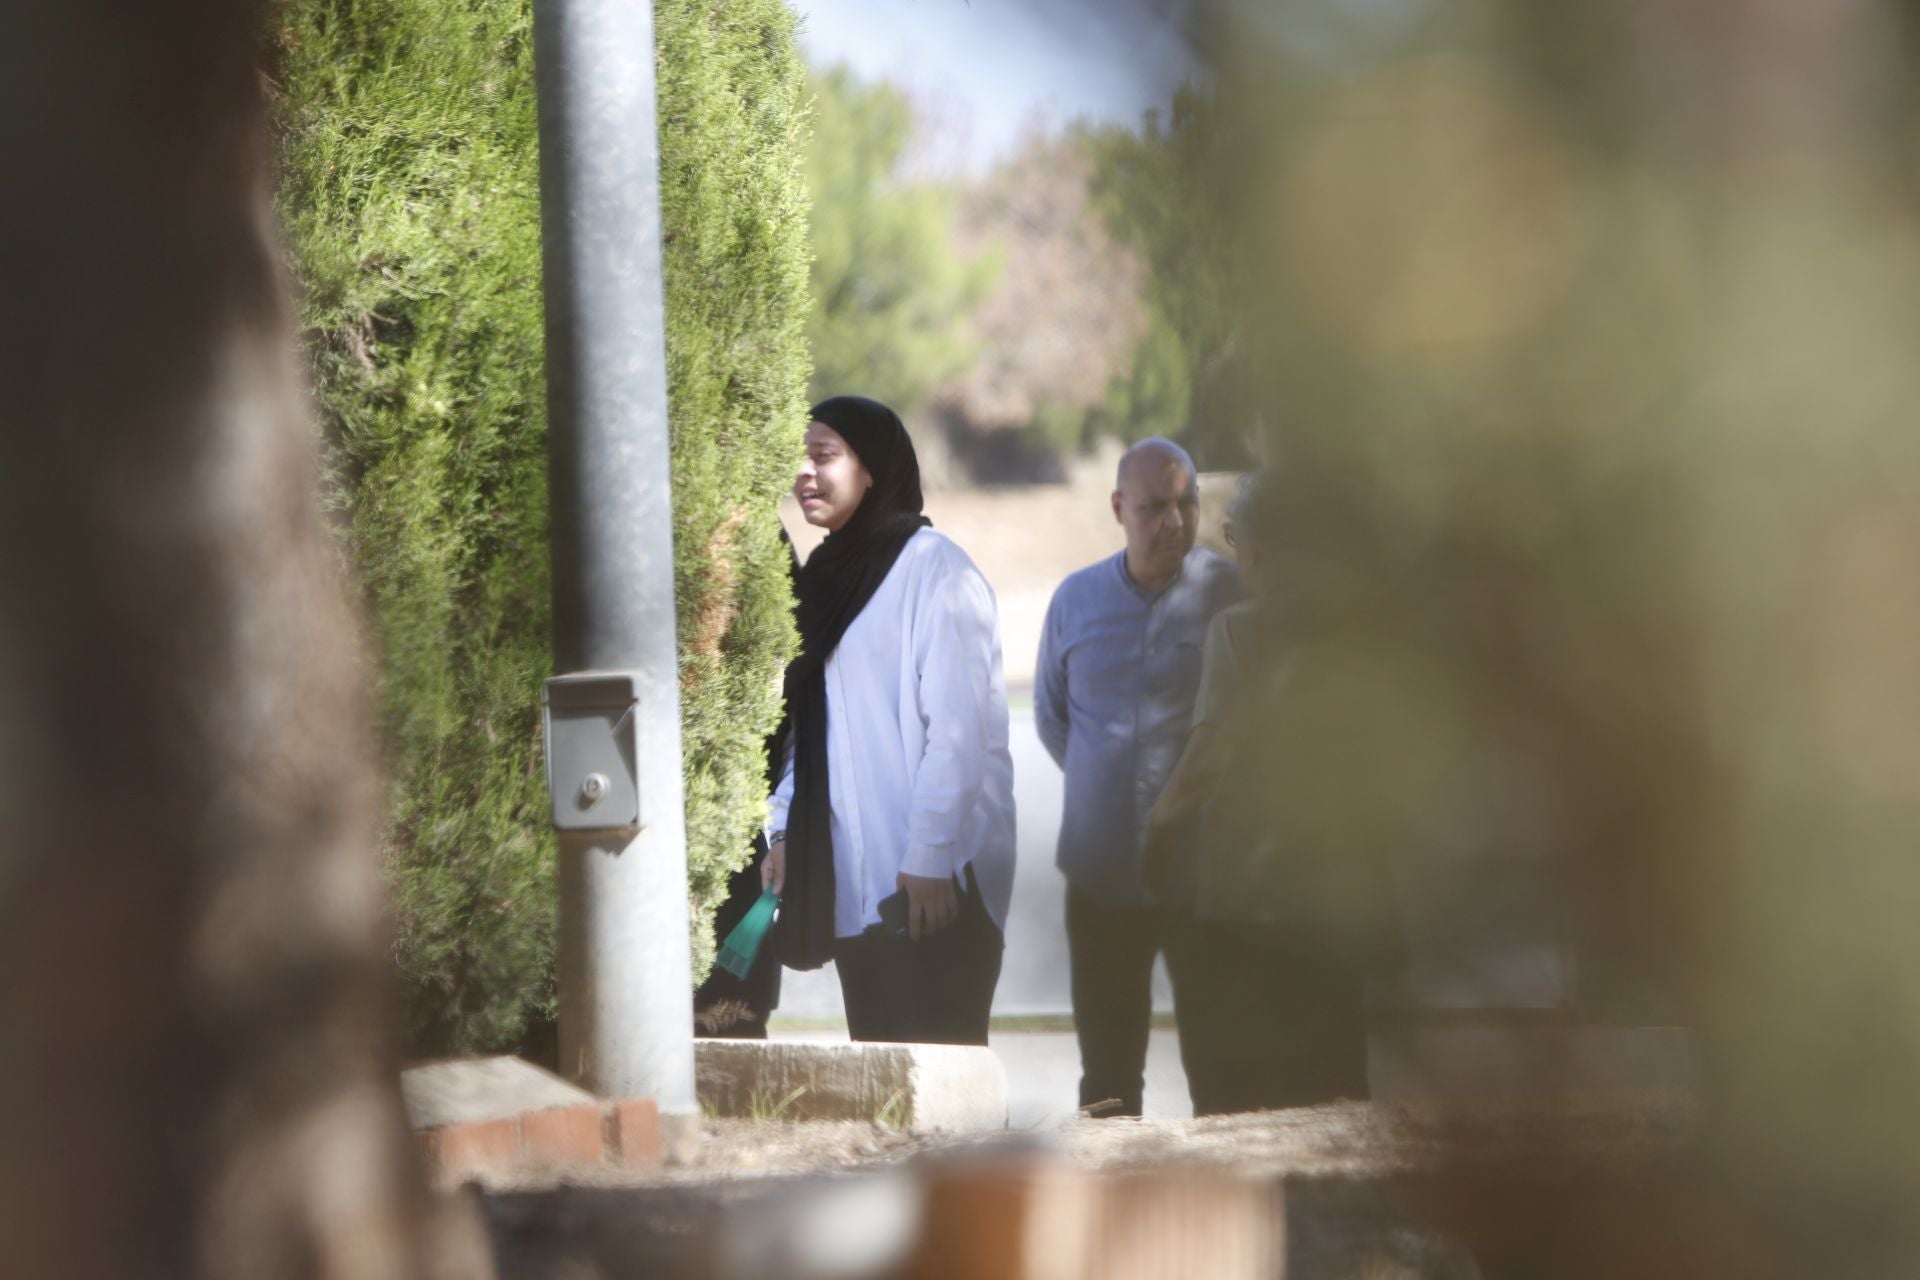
795, 420, 872, 532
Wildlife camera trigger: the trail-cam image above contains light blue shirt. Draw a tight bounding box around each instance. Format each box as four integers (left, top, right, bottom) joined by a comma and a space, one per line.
1035, 547, 1242, 905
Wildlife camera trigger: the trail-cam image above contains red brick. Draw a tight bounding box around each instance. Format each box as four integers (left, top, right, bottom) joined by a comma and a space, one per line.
603, 1097, 662, 1168
417, 1117, 519, 1182
518, 1103, 606, 1168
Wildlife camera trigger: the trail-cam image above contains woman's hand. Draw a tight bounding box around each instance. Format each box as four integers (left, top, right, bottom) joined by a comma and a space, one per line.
761, 837, 786, 895
898, 872, 958, 941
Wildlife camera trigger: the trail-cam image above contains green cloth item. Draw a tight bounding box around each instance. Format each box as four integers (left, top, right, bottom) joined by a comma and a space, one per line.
716, 889, 780, 979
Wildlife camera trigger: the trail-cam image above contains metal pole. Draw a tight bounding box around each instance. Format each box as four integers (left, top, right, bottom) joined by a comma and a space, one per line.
531, 0, 695, 1118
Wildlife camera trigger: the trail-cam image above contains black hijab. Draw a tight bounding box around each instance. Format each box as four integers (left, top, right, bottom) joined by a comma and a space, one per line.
775, 396, 930, 969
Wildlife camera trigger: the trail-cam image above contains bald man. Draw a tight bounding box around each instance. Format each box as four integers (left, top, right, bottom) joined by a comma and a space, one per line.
1035, 438, 1242, 1116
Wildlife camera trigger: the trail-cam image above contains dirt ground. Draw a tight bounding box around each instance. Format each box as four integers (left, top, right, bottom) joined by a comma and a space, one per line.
478, 1095, 1695, 1278
480, 1090, 1695, 1192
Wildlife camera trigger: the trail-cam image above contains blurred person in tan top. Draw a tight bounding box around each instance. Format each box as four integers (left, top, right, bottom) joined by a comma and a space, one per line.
1145, 470, 1388, 1114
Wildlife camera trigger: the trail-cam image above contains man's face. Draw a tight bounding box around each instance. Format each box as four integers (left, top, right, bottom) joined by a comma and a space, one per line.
1112, 456, 1198, 582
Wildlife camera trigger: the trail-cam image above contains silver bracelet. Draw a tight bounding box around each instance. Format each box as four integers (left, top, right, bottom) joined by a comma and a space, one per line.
765, 829, 785, 847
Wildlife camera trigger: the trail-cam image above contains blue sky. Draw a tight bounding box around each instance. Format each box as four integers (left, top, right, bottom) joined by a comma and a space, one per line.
791, 0, 1204, 169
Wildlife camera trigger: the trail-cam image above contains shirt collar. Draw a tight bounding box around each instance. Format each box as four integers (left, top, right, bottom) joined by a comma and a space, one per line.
1114, 548, 1188, 602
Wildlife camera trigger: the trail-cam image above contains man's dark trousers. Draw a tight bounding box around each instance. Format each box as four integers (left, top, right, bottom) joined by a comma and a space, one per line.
1066, 888, 1191, 1116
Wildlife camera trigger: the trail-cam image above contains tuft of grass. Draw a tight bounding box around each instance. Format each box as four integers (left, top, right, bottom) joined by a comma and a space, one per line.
873, 1089, 910, 1132
746, 1085, 810, 1123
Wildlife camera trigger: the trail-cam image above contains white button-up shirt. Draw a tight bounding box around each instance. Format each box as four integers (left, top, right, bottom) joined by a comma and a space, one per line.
767, 528, 1016, 938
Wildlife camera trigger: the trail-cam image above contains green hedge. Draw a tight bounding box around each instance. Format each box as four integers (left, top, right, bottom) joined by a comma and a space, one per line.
275, 0, 808, 1056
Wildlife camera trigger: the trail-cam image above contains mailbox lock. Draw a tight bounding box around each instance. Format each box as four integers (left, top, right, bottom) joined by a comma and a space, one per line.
580, 772, 611, 805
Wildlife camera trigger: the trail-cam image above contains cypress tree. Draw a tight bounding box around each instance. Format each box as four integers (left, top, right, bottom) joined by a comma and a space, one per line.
275, 0, 807, 1056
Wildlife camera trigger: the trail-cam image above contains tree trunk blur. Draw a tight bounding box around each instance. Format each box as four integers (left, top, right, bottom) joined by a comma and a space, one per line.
1188, 0, 1920, 1274
0, 3, 489, 1277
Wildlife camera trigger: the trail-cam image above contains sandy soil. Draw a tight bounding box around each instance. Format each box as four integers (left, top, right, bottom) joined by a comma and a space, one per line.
478, 1096, 1695, 1278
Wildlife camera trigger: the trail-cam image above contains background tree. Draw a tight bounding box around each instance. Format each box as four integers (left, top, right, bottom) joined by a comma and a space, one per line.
802, 62, 1229, 480
805, 66, 992, 413
931, 130, 1168, 479
276, 0, 809, 1057
1083, 90, 1249, 468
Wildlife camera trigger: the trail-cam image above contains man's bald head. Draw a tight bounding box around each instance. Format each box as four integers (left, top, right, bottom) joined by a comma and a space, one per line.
1115, 437, 1197, 490
1111, 437, 1200, 590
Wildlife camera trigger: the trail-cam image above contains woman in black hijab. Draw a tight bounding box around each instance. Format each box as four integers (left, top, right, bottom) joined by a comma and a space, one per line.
760, 396, 1016, 1045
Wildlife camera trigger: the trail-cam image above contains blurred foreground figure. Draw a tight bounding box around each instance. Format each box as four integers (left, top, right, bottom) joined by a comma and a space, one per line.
1035, 439, 1241, 1116
1180, 0, 1920, 1272
0, 4, 484, 1276
1145, 472, 1384, 1114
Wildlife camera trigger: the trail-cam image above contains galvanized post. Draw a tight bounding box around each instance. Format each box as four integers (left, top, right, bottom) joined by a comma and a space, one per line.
531, 0, 695, 1121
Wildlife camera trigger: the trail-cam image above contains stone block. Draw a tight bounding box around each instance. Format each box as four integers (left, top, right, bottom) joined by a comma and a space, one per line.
696, 1039, 1008, 1133
402, 1055, 599, 1131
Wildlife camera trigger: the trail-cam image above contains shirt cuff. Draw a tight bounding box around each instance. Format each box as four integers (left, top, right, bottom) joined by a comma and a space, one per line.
899, 841, 958, 881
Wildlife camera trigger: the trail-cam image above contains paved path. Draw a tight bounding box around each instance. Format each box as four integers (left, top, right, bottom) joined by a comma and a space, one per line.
993, 1027, 1193, 1128
768, 1023, 1701, 1130
768, 1025, 1194, 1128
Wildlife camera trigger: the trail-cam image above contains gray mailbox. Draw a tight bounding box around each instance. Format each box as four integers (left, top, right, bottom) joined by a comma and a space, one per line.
543, 672, 642, 834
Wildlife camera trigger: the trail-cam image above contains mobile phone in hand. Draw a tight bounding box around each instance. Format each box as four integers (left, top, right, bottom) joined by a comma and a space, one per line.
876, 889, 910, 941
